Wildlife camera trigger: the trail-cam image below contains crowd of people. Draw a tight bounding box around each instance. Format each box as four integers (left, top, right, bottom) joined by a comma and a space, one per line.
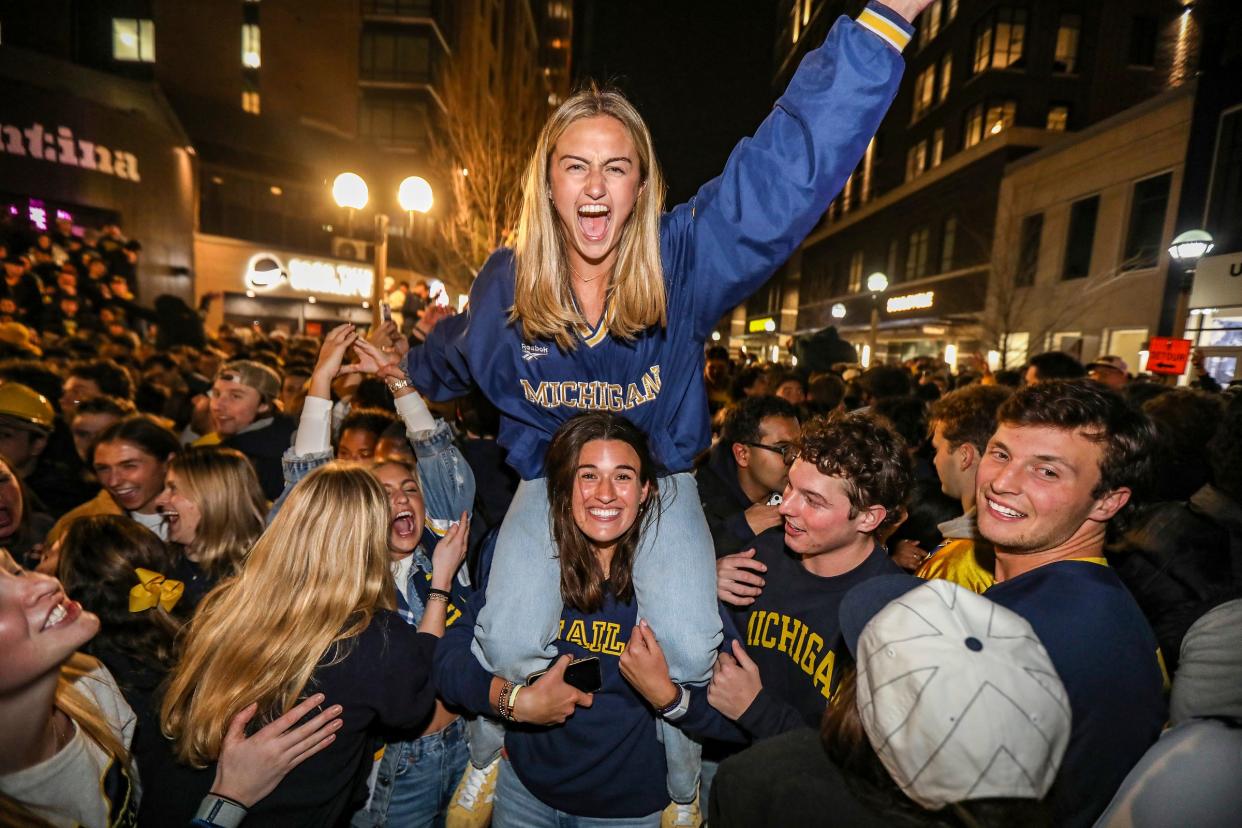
2, 1, 1241, 827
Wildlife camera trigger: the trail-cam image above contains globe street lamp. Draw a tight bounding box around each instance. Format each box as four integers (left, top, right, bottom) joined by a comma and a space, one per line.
866, 271, 888, 366
831, 302, 846, 319
334, 172, 435, 330
1168, 229, 1214, 339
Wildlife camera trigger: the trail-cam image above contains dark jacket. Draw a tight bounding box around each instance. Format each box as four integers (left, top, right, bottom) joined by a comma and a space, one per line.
221, 414, 298, 500
1106, 484, 1242, 670
696, 442, 760, 557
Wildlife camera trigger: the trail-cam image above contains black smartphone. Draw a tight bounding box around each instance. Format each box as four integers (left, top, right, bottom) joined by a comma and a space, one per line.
526, 656, 602, 693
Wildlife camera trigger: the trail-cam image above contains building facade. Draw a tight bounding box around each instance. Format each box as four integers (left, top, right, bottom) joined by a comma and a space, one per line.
0, 0, 570, 332
988, 86, 1194, 372
740, 0, 1201, 367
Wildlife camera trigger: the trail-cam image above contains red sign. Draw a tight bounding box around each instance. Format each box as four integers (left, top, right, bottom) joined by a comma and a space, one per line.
1146, 337, 1192, 375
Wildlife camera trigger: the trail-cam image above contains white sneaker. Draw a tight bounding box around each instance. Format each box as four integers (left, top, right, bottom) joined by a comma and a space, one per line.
445, 756, 500, 828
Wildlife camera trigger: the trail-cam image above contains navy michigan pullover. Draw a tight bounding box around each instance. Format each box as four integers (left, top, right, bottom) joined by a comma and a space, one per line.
407, 5, 911, 480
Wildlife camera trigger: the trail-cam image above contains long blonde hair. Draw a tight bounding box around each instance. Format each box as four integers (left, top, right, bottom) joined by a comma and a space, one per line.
170, 447, 267, 580
161, 463, 395, 766
510, 83, 668, 349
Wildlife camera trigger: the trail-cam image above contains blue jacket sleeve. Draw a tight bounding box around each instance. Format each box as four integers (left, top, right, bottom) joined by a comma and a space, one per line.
663, 8, 908, 338
404, 249, 513, 402
669, 604, 751, 744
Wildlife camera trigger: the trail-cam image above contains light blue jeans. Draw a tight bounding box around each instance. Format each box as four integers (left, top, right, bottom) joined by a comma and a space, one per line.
469, 472, 720, 802
351, 717, 468, 827
493, 758, 662, 828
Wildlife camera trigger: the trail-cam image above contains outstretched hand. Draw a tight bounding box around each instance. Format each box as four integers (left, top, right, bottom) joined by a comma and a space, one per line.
430, 511, 470, 588
211, 693, 343, 808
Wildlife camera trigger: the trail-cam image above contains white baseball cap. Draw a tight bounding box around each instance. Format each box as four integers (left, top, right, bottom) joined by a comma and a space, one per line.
844, 576, 1072, 811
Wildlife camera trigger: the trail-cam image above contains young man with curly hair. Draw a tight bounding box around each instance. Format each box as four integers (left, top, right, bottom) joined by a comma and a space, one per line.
711, 412, 912, 737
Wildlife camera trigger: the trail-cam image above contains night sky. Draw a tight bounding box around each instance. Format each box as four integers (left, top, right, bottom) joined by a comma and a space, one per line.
571, 1, 779, 206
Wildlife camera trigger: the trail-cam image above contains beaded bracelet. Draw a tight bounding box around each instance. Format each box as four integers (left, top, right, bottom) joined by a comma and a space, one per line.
497, 679, 516, 721
427, 587, 451, 603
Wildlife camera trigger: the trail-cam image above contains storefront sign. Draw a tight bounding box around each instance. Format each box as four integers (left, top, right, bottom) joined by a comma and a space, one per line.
1146, 336, 1192, 375
886, 291, 935, 313
244, 252, 373, 299
0, 120, 141, 182
1190, 253, 1242, 309
748, 317, 777, 333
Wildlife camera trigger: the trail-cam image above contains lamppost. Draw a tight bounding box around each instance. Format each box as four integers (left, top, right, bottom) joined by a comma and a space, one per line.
333, 172, 435, 330
1168, 229, 1213, 339
866, 271, 888, 367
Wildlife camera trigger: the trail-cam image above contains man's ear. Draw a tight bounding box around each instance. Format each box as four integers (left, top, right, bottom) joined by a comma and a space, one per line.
1090, 487, 1131, 523
29, 432, 49, 459
731, 442, 750, 469
856, 504, 887, 534
958, 442, 978, 472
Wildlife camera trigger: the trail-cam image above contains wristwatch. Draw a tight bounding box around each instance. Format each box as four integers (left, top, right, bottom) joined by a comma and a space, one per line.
658, 685, 690, 720
195, 793, 248, 828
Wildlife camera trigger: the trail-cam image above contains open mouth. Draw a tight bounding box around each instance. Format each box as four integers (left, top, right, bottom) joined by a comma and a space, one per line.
391, 509, 417, 538
984, 496, 1027, 520
160, 507, 180, 527
577, 204, 611, 242
112, 487, 140, 506
587, 507, 622, 523
784, 520, 806, 538
42, 598, 81, 631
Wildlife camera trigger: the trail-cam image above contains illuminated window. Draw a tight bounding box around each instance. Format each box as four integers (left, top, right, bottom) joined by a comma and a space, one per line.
242, 24, 261, 68
242, 90, 261, 114
947, 0, 958, 22
1046, 105, 1069, 132
1054, 14, 1080, 73
905, 141, 928, 181
912, 65, 936, 120
931, 128, 945, 167
803, 0, 812, 25
791, 3, 801, 44
937, 53, 952, 102
919, 0, 943, 49
112, 18, 155, 62
972, 8, 1026, 74
966, 100, 1016, 146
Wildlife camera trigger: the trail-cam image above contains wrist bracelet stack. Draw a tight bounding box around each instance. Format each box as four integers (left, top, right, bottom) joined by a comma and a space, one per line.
497, 679, 522, 721
427, 587, 451, 604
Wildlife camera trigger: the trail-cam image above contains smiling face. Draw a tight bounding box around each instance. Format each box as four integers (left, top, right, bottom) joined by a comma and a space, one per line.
0, 560, 99, 694
571, 439, 650, 551
209, 378, 265, 435
93, 440, 170, 515
975, 423, 1126, 557
155, 468, 202, 546
778, 459, 883, 559
549, 115, 643, 273
374, 462, 426, 556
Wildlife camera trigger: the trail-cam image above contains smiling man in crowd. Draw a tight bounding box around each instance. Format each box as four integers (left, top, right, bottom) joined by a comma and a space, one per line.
974, 380, 1165, 827
199, 360, 294, 499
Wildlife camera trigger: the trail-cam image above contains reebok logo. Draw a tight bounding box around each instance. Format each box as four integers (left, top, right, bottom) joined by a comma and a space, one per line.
522, 344, 549, 362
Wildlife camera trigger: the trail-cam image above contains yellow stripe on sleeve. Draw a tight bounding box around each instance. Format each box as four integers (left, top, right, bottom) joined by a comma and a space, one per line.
857, 7, 912, 52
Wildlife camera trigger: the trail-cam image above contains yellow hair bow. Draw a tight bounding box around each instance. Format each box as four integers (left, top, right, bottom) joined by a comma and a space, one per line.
129, 568, 184, 613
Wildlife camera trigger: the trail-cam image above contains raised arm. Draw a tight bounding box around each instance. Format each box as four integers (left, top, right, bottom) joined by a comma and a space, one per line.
668, 2, 920, 338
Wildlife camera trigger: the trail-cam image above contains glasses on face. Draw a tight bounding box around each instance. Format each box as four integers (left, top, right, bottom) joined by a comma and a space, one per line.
744, 442, 797, 465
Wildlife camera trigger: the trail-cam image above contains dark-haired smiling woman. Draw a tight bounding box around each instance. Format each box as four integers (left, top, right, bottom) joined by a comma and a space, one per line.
435, 413, 727, 826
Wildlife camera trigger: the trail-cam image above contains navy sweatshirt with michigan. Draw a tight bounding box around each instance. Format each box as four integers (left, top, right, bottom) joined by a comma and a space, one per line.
407, 4, 913, 481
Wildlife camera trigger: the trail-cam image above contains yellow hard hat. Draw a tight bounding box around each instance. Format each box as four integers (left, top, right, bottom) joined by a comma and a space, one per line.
0, 382, 55, 431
